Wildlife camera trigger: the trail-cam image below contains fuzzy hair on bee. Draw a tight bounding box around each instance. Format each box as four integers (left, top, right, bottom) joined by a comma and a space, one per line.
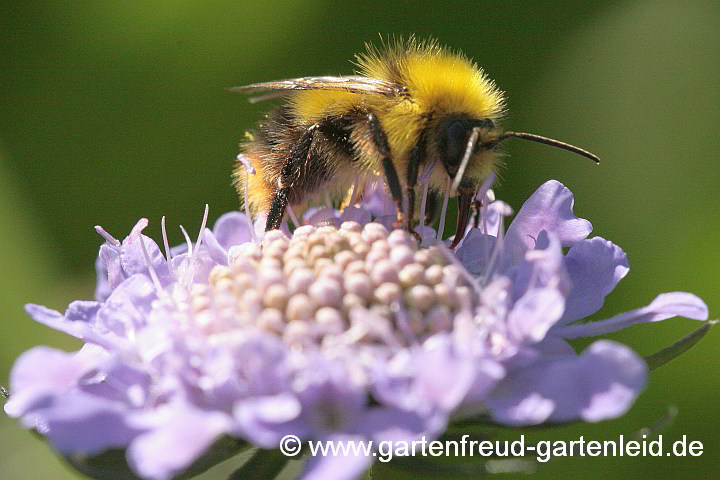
231, 37, 599, 247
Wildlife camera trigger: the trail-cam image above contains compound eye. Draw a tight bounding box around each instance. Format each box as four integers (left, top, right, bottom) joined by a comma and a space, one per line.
444, 120, 470, 168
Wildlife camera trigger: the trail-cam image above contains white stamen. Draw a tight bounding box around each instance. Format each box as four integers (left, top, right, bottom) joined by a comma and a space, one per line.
349, 178, 359, 205
324, 193, 333, 210
180, 226, 193, 257
482, 204, 490, 265
418, 180, 429, 238
191, 205, 209, 257
451, 127, 480, 194
139, 234, 165, 296
94, 226, 121, 247
475, 172, 497, 204
236, 153, 256, 175
417, 157, 437, 185
390, 300, 418, 345
286, 204, 301, 229
237, 154, 259, 244
436, 177, 452, 241
161, 216, 172, 262
186, 205, 209, 286
482, 213, 506, 284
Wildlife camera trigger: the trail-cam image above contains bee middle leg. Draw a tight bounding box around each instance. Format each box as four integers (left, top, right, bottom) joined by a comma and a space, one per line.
366, 113, 405, 229
404, 136, 427, 243
266, 123, 320, 230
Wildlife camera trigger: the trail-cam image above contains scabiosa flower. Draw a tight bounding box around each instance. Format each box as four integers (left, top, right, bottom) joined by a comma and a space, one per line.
3, 168, 711, 480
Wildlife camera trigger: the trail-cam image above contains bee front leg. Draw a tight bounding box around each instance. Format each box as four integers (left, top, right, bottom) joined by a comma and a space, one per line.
266, 123, 319, 231
366, 113, 405, 229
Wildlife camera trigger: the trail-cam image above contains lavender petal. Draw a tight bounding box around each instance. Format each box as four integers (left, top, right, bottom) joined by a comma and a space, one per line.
127, 405, 231, 480
488, 340, 647, 425
505, 180, 592, 257
212, 211, 255, 250
4, 347, 104, 418
299, 433, 374, 480
558, 237, 630, 325
507, 287, 565, 343
553, 292, 709, 339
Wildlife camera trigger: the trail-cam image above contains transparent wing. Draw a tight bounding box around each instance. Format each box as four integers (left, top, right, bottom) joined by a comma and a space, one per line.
228, 76, 407, 103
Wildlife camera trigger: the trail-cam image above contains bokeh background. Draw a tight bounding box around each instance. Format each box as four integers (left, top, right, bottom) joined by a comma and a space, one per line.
1, 0, 718, 478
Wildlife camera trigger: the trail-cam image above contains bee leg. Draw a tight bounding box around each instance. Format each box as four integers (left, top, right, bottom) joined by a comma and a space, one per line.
266, 188, 289, 230
405, 138, 426, 243
425, 191, 440, 226
266, 123, 320, 231
366, 113, 405, 229
473, 199, 482, 229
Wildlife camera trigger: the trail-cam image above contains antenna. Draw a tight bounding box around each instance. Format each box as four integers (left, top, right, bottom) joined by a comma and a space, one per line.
487, 132, 600, 164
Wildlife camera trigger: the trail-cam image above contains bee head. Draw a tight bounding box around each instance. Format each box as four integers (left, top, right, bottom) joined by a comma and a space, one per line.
437, 115, 496, 180
435, 116, 601, 248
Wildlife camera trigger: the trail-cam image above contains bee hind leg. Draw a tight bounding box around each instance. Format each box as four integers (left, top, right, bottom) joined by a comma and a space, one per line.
266, 188, 289, 230
265, 123, 320, 231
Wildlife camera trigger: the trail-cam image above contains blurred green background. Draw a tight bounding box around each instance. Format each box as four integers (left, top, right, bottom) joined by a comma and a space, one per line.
1, 0, 718, 478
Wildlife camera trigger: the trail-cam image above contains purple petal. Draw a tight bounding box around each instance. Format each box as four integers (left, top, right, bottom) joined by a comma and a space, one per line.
79, 355, 151, 405
37, 390, 142, 454
65, 300, 102, 323
505, 180, 592, 258
120, 220, 170, 282
200, 229, 230, 266
532, 336, 576, 356
306, 207, 341, 228
127, 405, 231, 480
374, 335, 476, 414
26, 301, 102, 338
454, 229, 497, 276
558, 238, 630, 325
293, 357, 367, 435
94, 252, 112, 301
4, 347, 104, 417
339, 206, 372, 225
95, 275, 157, 338
479, 200, 513, 237
507, 288, 565, 343
356, 407, 444, 443
360, 181, 395, 217
99, 243, 125, 292
299, 433, 373, 480
373, 214, 396, 231
253, 213, 290, 240
488, 340, 647, 425
456, 361, 506, 416
234, 394, 306, 448
553, 292, 709, 339
24, 304, 85, 338
413, 337, 477, 412
212, 211, 255, 249
509, 231, 569, 301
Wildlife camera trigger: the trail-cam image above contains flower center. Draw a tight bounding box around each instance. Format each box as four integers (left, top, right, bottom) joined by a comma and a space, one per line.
191, 222, 479, 351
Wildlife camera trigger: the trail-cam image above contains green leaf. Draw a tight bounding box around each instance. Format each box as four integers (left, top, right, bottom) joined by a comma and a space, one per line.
64, 449, 143, 480
447, 416, 580, 434
632, 406, 678, 439
375, 455, 537, 479
62, 435, 250, 480
227, 448, 290, 480
645, 321, 716, 371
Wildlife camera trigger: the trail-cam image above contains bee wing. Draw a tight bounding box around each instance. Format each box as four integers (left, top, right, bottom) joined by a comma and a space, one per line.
228, 76, 407, 103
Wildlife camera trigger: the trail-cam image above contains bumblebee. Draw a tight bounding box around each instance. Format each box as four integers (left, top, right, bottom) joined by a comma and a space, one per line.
232, 38, 599, 247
